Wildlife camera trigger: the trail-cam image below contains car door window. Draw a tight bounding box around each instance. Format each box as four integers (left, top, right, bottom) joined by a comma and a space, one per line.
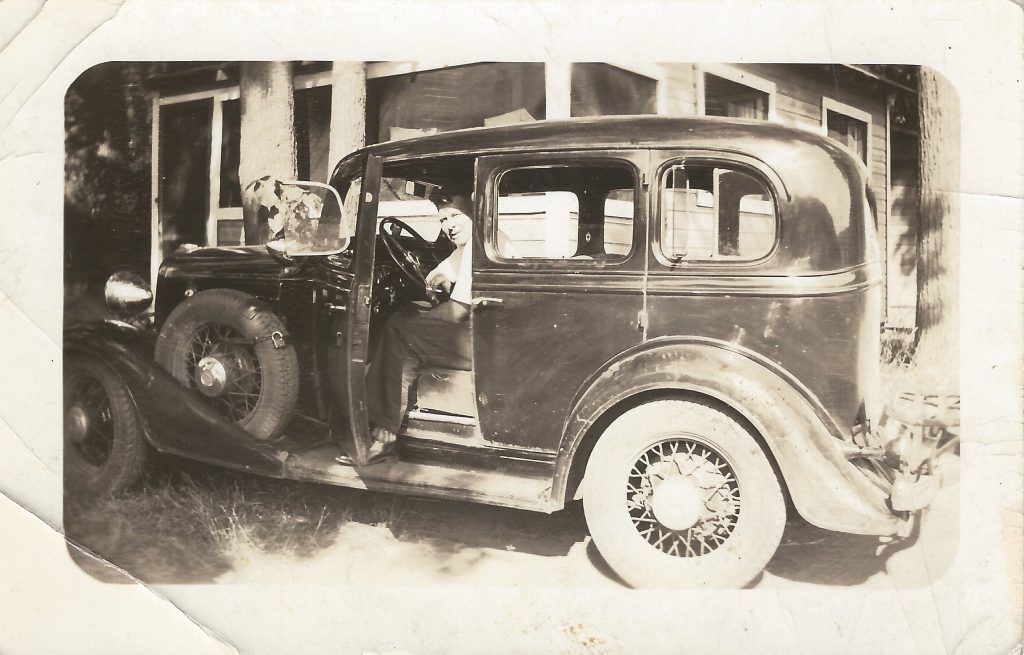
493, 163, 636, 262
661, 163, 776, 262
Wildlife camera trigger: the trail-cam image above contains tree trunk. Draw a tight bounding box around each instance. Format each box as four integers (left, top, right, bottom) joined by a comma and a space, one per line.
328, 62, 367, 168
914, 68, 960, 393
240, 62, 296, 244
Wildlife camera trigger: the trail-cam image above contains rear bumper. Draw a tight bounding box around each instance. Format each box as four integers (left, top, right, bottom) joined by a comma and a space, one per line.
842, 391, 961, 531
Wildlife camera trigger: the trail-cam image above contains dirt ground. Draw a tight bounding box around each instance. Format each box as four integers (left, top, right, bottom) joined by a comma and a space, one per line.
66, 453, 960, 591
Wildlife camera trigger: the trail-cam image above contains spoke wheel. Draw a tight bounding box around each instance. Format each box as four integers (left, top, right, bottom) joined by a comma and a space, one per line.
583, 399, 786, 589
184, 323, 264, 423
626, 438, 741, 558
64, 355, 147, 495
155, 289, 299, 440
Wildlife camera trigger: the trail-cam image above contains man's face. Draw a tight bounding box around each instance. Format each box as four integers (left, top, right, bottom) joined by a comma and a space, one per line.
438, 208, 472, 247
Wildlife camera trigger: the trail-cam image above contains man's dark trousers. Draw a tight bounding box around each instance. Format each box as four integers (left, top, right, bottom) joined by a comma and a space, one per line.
365, 301, 471, 434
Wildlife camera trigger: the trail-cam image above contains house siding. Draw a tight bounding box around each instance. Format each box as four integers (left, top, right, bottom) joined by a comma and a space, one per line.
661, 63, 895, 321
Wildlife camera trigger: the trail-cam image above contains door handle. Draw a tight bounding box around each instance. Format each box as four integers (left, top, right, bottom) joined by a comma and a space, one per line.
472, 297, 504, 308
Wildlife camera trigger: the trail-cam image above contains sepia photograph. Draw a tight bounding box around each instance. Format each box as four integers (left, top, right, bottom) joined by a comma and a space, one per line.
1, 1, 1021, 653
63, 60, 961, 591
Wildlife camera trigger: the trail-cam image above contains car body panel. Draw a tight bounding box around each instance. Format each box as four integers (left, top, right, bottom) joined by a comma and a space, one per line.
554, 338, 900, 535
64, 321, 285, 475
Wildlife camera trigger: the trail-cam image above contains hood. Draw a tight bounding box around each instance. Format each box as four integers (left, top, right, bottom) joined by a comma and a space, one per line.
159, 245, 287, 281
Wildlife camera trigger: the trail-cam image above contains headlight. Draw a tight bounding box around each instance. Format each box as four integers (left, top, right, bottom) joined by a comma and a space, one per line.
104, 271, 152, 316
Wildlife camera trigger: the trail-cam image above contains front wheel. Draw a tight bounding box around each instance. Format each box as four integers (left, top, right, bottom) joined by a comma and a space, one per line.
583, 399, 786, 588
64, 354, 148, 495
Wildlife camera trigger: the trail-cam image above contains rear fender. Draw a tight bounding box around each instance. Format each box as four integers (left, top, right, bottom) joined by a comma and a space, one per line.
557, 338, 901, 536
64, 320, 285, 475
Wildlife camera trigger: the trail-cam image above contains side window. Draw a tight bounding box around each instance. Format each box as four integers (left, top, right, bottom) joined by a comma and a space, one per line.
494, 163, 636, 261
377, 156, 477, 239
660, 163, 776, 262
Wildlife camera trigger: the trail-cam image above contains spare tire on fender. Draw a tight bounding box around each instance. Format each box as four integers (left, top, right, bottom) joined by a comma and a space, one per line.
155, 289, 299, 440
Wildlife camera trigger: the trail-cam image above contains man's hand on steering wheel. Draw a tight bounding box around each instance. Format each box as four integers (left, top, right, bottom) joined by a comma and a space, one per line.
378, 216, 431, 286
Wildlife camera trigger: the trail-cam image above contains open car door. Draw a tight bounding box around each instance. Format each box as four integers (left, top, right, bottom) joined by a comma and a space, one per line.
326, 154, 383, 465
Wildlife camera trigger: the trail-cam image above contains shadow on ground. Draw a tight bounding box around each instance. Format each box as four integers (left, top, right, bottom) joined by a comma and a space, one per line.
64, 455, 959, 589
63, 456, 593, 584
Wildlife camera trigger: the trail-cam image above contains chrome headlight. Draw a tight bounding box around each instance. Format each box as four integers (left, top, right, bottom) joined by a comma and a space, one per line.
104, 271, 152, 316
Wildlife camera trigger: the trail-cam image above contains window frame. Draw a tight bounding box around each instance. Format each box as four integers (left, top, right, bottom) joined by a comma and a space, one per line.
652, 153, 782, 269
820, 96, 873, 171
480, 152, 645, 269
151, 70, 333, 258
696, 65, 778, 122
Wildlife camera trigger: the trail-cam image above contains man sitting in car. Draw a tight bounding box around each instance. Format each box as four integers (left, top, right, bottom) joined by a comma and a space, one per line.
344, 193, 474, 463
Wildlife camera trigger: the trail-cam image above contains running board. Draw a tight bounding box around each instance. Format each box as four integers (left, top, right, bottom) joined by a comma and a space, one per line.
281, 444, 556, 513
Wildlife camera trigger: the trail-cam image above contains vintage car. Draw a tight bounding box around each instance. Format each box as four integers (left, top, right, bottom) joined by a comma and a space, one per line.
64, 116, 949, 588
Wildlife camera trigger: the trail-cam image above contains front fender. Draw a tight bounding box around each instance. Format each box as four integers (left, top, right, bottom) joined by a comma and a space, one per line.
64, 320, 284, 475
556, 338, 901, 536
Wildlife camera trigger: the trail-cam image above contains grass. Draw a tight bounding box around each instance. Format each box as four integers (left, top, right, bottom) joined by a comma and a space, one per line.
64, 461, 414, 583
64, 456, 590, 584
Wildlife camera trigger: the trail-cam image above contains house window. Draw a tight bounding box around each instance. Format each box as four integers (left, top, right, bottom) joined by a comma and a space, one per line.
822, 97, 871, 165
703, 73, 769, 120
697, 66, 776, 121
493, 163, 636, 261
570, 64, 657, 116
366, 63, 545, 143
660, 162, 776, 262
156, 72, 333, 251
295, 84, 332, 182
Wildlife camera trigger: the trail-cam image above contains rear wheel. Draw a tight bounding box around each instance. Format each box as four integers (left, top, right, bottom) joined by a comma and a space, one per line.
583, 399, 786, 588
64, 355, 147, 495
155, 289, 299, 439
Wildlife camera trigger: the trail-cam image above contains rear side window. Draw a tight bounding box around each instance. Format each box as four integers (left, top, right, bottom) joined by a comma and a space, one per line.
494, 163, 636, 261
660, 163, 776, 262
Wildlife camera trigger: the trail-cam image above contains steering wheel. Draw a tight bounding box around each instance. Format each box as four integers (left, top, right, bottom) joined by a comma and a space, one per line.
378, 216, 432, 287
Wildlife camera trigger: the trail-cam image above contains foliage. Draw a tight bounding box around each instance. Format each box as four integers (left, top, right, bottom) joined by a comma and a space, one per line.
881, 327, 918, 367
64, 63, 153, 291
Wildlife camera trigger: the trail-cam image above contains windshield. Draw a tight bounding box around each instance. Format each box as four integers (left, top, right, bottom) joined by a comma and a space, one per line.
268, 178, 360, 256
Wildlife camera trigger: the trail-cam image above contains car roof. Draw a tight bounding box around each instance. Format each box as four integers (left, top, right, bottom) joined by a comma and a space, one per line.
332, 115, 856, 178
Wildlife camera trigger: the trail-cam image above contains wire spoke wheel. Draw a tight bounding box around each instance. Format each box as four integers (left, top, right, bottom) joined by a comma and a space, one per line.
583, 399, 786, 588
625, 438, 741, 558
64, 355, 147, 495
183, 323, 263, 423
65, 373, 116, 471
155, 289, 299, 440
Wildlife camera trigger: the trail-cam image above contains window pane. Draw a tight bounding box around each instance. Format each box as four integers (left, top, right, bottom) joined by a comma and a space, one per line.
219, 99, 241, 208
268, 179, 357, 256
295, 85, 332, 182
826, 109, 868, 163
661, 164, 775, 261
704, 74, 768, 120
377, 157, 477, 240
367, 63, 545, 143
495, 164, 635, 261
570, 64, 657, 117
159, 98, 212, 257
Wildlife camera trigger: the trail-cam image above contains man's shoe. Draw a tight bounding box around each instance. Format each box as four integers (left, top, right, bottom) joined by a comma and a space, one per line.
333, 440, 397, 466
365, 438, 398, 464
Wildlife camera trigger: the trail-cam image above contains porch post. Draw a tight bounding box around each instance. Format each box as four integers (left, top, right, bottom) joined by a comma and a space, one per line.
545, 62, 572, 119
328, 62, 367, 170
239, 61, 297, 245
